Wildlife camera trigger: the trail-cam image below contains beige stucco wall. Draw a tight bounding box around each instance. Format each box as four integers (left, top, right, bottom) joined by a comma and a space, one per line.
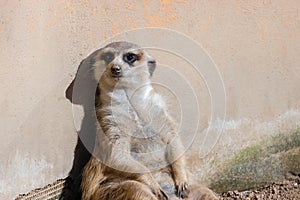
1, 0, 300, 199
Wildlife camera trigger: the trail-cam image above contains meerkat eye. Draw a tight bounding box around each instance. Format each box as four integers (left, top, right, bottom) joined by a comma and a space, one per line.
101, 52, 114, 63
123, 53, 138, 65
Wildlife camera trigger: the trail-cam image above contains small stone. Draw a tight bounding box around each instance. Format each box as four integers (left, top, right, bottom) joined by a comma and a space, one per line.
293, 182, 298, 188
233, 190, 239, 195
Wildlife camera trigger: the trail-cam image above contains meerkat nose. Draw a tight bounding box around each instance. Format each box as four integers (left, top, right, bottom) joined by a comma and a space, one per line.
111, 65, 122, 75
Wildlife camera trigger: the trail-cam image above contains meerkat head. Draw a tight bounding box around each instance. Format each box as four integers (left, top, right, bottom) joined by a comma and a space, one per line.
94, 42, 156, 89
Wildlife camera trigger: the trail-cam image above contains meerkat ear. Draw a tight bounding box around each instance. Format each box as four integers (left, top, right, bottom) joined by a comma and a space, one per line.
147, 56, 156, 77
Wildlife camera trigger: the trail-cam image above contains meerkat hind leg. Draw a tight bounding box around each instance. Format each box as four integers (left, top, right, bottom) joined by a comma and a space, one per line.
92, 180, 158, 200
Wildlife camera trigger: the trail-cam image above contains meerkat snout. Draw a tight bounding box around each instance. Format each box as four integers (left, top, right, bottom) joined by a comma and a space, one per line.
111, 65, 122, 77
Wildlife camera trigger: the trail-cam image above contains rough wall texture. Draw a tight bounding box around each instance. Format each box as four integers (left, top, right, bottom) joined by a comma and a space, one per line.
1, 0, 300, 199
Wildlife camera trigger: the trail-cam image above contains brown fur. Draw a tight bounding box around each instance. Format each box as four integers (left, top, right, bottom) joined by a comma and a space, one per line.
81, 42, 218, 200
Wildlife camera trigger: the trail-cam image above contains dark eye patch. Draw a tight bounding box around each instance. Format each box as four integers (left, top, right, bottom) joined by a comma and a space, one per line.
101, 52, 114, 64
123, 53, 139, 65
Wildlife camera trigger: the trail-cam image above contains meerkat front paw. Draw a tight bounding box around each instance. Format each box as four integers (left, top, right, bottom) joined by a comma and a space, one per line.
175, 179, 189, 198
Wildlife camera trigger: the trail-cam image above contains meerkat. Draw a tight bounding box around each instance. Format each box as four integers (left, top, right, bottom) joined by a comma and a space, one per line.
80, 41, 218, 200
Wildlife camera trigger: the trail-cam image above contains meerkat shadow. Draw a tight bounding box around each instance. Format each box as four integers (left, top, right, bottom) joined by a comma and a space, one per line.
60, 59, 100, 200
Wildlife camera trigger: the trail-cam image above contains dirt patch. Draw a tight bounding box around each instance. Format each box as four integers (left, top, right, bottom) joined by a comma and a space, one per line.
15, 175, 300, 200
220, 174, 300, 200
16, 174, 300, 200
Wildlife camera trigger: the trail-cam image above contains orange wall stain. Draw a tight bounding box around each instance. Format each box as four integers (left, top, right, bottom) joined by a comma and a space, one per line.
125, 2, 133, 10
159, 0, 174, 13
66, 2, 73, 13
111, 22, 123, 35
131, 23, 137, 30
29, 16, 35, 32
143, 0, 186, 27
80, 0, 89, 4
175, 0, 188, 3
100, 0, 188, 36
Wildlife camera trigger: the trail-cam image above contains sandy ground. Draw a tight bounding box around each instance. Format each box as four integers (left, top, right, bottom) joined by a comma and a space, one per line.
16, 174, 300, 200
220, 174, 300, 200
